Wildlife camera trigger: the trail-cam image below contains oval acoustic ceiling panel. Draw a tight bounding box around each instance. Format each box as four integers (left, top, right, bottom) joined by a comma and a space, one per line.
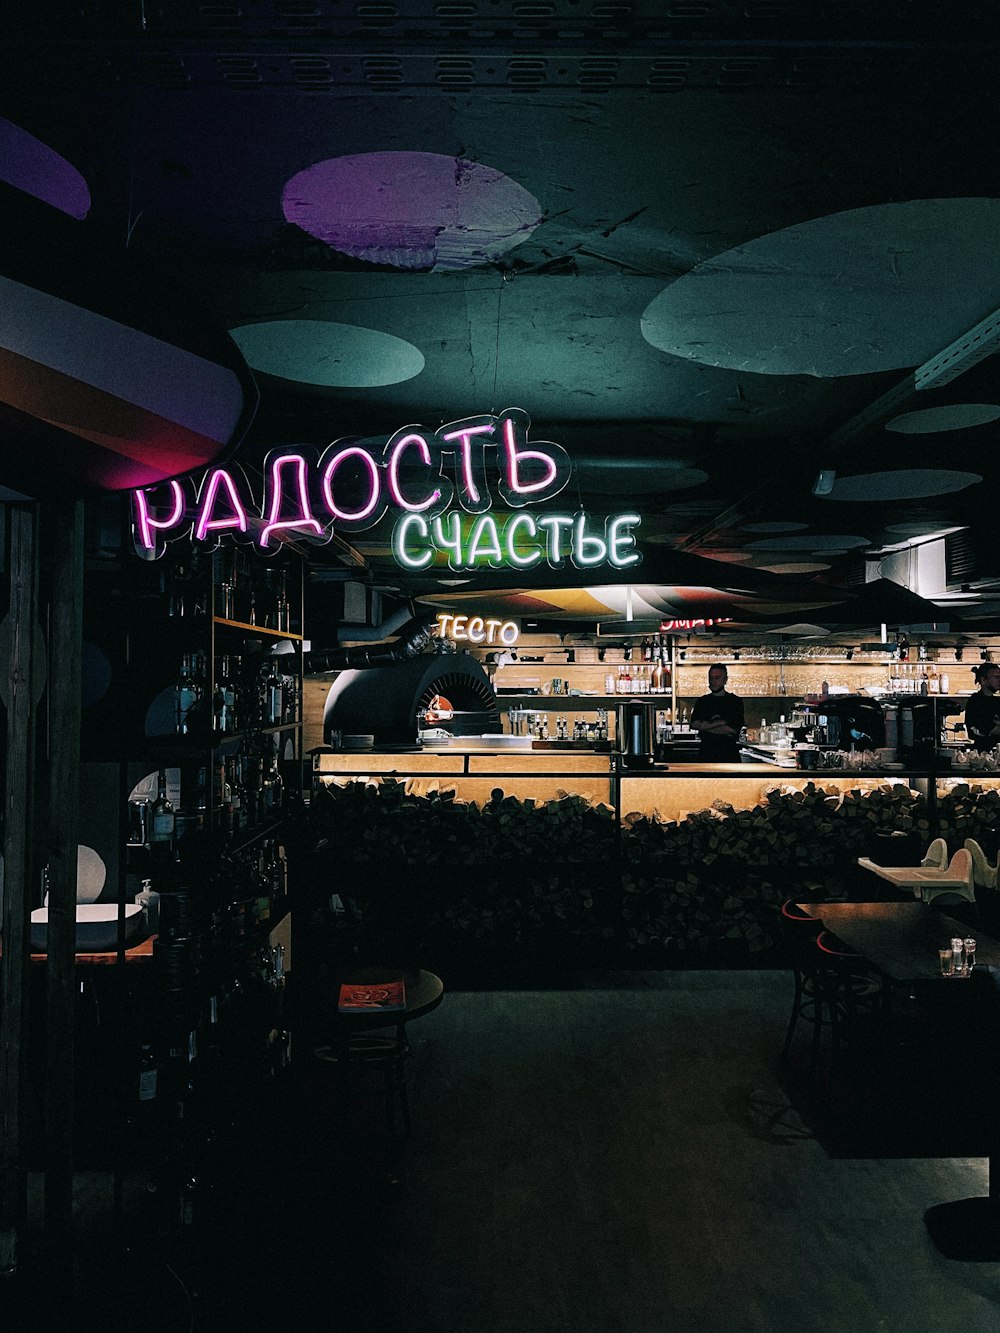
0, 117, 90, 220
825, 470, 981, 502
740, 521, 808, 534
0, 183, 257, 496
884, 404, 1000, 434
230, 319, 425, 388
641, 198, 1000, 377
282, 151, 542, 271
744, 534, 871, 552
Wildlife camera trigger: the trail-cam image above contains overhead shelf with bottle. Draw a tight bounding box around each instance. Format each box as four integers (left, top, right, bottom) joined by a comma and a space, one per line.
480, 632, 675, 724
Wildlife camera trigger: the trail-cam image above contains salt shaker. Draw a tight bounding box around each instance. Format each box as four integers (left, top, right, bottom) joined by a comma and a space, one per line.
951, 937, 965, 975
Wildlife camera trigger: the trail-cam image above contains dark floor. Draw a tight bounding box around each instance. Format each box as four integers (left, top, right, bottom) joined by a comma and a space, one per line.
7, 970, 1000, 1331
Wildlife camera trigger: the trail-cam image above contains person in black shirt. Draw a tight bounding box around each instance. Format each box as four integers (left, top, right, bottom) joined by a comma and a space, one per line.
690, 663, 745, 762
964, 662, 1000, 750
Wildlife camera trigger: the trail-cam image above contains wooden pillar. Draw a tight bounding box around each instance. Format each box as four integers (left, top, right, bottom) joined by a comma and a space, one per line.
43, 497, 84, 1261
0, 504, 38, 1276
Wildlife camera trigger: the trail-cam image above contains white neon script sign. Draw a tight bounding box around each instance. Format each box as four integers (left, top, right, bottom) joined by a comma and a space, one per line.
131, 408, 641, 572
435, 613, 519, 646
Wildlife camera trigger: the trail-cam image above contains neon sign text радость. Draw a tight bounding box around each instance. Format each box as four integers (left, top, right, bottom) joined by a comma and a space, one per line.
131, 408, 641, 573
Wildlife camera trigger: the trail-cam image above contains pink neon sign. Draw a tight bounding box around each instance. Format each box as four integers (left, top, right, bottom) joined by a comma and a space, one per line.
128, 409, 643, 571
131, 408, 574, 557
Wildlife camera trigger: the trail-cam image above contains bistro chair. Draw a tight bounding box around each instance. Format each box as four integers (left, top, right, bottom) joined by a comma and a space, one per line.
915, 848, 979, 918
921, 837, 949, 871
814, 929, 885, 1087
964, 838, 999, 891
779, 899, 826, 1073
313, 1024, 413, 1173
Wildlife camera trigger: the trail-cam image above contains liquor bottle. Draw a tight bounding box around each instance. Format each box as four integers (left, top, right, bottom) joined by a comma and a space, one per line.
266, 660, 283, 725
650, 658, 663, 694
212, 670, 226, 734
229, 757, 246, 833
244, 757, 261, 826
150, 769, 176, 859
219, 655, 238, 733
138, 1042, 158, 1106
216, 761, 233, 836
276, 572, 291, 634
175, 654, 196, 734
191, 651, 208, 722
261, 755, 276, 814
656, 640, 669, 693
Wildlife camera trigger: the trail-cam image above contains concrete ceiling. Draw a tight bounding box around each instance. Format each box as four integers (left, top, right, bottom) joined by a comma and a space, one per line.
4, 2, 1000, 628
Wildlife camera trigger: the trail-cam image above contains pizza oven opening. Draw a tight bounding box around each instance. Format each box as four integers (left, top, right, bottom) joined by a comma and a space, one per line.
323, 653, 500, 745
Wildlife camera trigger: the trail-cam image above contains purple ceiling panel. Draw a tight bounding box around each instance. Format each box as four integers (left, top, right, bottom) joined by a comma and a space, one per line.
282, 151, 541, 271
0, 117, 90, 220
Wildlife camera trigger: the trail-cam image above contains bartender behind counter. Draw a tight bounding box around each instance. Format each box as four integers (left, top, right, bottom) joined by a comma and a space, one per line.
690, 663, 745, 762
964, 662, 1000, 749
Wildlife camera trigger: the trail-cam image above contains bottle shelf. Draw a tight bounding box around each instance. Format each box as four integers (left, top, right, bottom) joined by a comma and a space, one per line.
213, 616, 303, 641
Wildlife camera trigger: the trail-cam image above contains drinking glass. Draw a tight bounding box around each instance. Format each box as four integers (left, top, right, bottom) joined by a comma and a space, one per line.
963, 938, 977, 972
938, 948, 955, 977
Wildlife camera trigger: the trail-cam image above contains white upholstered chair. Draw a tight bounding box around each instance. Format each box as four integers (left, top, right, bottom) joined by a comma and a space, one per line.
964, 838, 999, 891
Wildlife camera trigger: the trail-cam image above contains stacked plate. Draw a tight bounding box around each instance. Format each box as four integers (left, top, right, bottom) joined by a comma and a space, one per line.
341, 734, 375, 750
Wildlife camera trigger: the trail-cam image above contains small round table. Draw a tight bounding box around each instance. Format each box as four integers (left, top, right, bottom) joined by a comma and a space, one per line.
332, 966, 444, 1032
314, 968, 444, 1168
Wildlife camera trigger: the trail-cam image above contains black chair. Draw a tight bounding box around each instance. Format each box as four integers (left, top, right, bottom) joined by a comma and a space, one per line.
814, 929, 885, 1085
779, 898, 826, 1072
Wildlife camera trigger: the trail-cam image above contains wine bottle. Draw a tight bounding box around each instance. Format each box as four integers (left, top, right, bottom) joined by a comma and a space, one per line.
150, 769, 176, 859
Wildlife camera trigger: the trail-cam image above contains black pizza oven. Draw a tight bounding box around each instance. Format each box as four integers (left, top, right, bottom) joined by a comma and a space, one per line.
323, 652, 501, 745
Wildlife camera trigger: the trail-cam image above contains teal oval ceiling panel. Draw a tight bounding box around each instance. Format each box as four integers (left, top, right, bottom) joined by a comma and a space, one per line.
230, 319, 425, 387
641, 199, 1000, 377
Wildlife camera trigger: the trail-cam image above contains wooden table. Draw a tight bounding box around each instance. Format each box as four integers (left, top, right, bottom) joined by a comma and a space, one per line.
799, 902, 1000, 983
799, 900, 1000, 1260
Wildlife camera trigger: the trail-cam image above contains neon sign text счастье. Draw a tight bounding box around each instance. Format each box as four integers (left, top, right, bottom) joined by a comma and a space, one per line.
393, 510, 640, 571
435, 613, 519, 646
131, 407, 640, 571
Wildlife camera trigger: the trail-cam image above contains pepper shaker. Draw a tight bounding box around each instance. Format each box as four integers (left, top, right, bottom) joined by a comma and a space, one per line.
963, 937, 977, 973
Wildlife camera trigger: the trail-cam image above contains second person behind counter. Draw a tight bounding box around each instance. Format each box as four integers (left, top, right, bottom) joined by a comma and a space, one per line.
690, 663, 745, 762
964, 662, 1000, 750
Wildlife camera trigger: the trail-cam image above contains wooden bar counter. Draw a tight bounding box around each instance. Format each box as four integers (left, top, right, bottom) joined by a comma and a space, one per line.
313, 746, 1000, 824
